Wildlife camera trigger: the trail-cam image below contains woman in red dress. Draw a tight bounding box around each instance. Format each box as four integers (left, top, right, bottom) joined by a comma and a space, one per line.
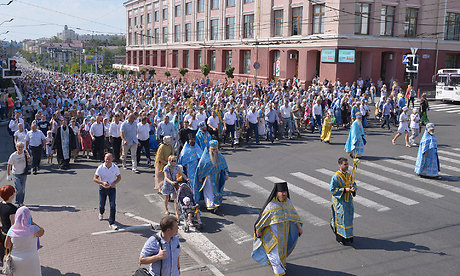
79, 118, 92, 159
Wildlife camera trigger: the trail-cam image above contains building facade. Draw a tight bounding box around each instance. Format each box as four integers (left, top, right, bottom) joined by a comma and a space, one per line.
124, 0, 460, 90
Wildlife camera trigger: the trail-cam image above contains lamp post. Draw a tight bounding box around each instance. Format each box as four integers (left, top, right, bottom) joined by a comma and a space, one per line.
0, 18, 13, 26
0, 1, 13, 6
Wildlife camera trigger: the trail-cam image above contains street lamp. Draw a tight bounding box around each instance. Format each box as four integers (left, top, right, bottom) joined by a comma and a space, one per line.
0, 18, 13, 26
0, 0, 13, 5
0, 31, 9, 35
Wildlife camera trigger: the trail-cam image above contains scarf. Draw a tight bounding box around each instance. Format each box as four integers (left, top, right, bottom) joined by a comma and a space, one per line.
61, 126, 70, 160
7, 206, 37, 238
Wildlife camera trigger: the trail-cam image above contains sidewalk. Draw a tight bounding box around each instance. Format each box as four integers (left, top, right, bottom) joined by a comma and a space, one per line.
29, 205, 217, 276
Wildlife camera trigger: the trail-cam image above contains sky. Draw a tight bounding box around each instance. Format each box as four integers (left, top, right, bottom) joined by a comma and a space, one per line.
0, 0, 126, 41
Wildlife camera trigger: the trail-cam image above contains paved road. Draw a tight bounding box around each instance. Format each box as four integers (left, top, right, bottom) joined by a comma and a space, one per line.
1, 96, 459, 275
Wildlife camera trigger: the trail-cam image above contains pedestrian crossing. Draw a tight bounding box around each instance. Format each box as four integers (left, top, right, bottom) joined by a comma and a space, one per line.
414, 100, 460, 115
143, 149, 460, 267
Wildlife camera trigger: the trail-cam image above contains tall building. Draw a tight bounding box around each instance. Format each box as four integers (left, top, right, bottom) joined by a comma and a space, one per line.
58, 25, 77, 41
124, 0, 460, 90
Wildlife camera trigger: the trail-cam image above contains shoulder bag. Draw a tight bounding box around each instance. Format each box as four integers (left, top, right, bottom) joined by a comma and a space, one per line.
133, 233, 163, 276
2, 248, 14, 275
23, 151, 31, 175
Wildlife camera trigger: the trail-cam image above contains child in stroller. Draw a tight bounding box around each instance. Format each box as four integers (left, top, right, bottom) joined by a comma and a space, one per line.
177, 184, 203, 231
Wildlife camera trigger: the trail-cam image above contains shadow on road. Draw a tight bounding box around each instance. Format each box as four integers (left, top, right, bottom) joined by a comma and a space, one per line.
41, 266, 81, 276
351, 236, 446, 256
285, 263, 356, 276
28, 205, 80, 213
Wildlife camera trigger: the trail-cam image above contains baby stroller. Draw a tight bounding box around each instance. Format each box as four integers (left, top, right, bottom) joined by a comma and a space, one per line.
176, 183, 203, 232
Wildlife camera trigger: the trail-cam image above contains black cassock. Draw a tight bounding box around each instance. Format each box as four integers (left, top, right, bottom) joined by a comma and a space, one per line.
53, 126, 76, 169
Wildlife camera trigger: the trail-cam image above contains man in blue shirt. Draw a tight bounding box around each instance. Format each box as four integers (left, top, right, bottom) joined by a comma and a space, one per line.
140, 216, 181, 276
265, 103, 277, 143
120, 113, 139, 173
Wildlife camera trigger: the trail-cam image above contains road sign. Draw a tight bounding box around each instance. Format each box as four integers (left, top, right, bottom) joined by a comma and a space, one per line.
402, 55, 408, 64
411, 48, 418, 55
253, 61, 260, 70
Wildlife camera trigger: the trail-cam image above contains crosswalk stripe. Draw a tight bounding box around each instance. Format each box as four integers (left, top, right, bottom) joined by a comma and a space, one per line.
400, 155, 458, 173
239, 180, 330, 226
357, 164, 444, 199
144, 194, 232, 265
382, 159, 460, 194
437, 150, 460, 158
446, 109, 460, 113
428, 105, 451, 109
438, 155, 460, 165
316, 169, 418, 206
288, 172, 389, 212
453, 148, 460, 152
433, 107, 460, 111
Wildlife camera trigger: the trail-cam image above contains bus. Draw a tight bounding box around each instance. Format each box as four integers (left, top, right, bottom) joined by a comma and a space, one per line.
434, 68, 460, 102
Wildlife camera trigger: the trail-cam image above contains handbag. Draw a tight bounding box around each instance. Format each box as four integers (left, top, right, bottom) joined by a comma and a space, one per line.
133, 267, 151, 276
2, 248, 14, 275
24, 151, 31, 175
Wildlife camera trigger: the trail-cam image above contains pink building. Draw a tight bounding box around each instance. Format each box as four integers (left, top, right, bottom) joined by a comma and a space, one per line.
124, 0, 460, 90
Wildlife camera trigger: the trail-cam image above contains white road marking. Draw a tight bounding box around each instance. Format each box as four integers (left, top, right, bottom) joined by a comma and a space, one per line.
382, 159, 460, 194
438, 155, 460, 165
446, 108, 460, 113
144, 194, 232, 265
359, 162, 443, 199
433, 106, 460, 112
452, 148, 460, 152
223, 191, 260, 216
437, 150, 460, 158
289, 173, 390, 212
239, 180, 330, 225
316, 168, 418, 206
400, 155, 458, 173
427, 104, 451, 109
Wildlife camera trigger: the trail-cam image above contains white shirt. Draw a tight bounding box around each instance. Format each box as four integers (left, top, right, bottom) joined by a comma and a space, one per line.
189, 119, 199, 130
109, 121, 122, 137
312, 104, 322, 116
196, 112, 207, 123
8, 151, 28, 175
207, 116, 219, 129
14, 130, 28, 144
223, 111, 237, 125
8, 118, 24, 132
279, 105, 292, 119
137, 122, 150, 141
25, 130, 46, 147
95, 163, 120, 185
410, 113, 420, 129
90, 122, 104, 137
246, 110, 258, 124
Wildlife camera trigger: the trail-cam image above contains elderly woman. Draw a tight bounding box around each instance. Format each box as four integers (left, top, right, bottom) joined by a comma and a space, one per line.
5, 206, 44, 276
13, 123, 28, 145
154, 136, 174, 193
162, 155, 190, 219
7, 142, 31, 206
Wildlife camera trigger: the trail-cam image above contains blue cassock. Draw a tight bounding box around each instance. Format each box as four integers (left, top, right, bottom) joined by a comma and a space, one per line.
194, 147, 228, 206
195, 129, 212, 151
415, 130, 440, 176
149, 123, 159, 150
330, 170, 357, 239
344, 120, 366, 155
178, 142, 203, 191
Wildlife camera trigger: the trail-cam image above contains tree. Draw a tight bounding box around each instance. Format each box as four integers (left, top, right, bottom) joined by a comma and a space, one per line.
164, 71, 171, 78
128, 70, 134, 75
179, 68, 188, 77
225, 66, 235, 79
148, 68, 156, 79
140, 69, 146, 80
200, 64, 210, 77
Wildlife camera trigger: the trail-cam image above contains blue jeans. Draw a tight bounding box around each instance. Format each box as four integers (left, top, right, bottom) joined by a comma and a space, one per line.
281, 118, 293, 138
99, 187, 116, 225
13, 174, 27, 205
266, 122, 275, 142
246, 123, 259, 143
311, 115, 322, 133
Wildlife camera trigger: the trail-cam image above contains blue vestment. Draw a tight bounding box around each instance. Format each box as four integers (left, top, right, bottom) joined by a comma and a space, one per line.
195, 129, 212, 151
330, 170, 357, 239
350, 105, 359, 122
344, 120, 366, 155
149, 123, 159, 150
333, 102, 342, 125
415, 130, 440, 176
178, 142, 203, 191
194, 147, 228, 206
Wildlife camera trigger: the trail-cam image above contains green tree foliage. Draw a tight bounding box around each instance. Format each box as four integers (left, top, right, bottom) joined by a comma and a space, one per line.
225, 66, 235, 79
178, 68, 188, 77
164, 71, 171, 78
200, 64, 210, 77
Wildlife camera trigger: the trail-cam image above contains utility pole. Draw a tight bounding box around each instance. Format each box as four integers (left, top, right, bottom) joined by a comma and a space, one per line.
95, 47, 98, 75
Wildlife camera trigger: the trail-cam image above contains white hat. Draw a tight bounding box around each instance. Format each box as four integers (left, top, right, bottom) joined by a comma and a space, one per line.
183, 197, 191, 204
402, 106, 408, 111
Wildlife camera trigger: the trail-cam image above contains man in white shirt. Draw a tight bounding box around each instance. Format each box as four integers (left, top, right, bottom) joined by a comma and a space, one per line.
223, 107, 237, 147
207, 110, 220, 142
93, 153, 121, 230
311, 99, 323, 134
196, 107, 207, 123
409, 108, 420, 146
8, 111, 24, 148
90, 114, 105, 162
137, 117, 152, 166
246, 106, 260, 144
279, 100, 293, 139
109, 113, 122, 163
25, 123, 46, 175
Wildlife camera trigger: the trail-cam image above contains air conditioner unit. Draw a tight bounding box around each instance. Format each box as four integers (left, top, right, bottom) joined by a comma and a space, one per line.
289, 53, 298, 59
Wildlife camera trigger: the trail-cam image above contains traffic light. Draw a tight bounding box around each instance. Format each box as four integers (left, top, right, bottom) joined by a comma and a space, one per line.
405, 55, 419, 73
2, 58, 22, 78
9, 59, 17, 71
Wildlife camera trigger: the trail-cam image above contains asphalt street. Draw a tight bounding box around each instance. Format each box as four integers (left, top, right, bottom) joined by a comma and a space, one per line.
1, 98, 460, 276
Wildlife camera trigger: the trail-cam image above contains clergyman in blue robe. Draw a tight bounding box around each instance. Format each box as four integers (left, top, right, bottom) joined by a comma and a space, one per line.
195, 121, 212, 151
415, 123, 440, 178
344, 112, 366, 157
194, 140, 229, 211
178, 136, 203, 191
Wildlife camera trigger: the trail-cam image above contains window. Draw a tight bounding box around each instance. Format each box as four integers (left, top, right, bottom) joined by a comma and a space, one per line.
184, 50, 189, 68
175, 5, 181, 17
313, 4, 325, 34
243, 14, 254, 38
291, 7, 302, 35
380, 6, 395, 36
154, 28, 159, 44
147, 13, 151, 24
185, 23, 191, 41
140, 15, 144, 25
163, 8, 168, 20
404, 8, 418, 37
227, 0, 235, 7
128, 18, 132, 27
445, 54, 458, 68
210, 19, 219, 40
445, 13, 460, 40
244, 0, 254, 3
196, 50, 202, 68
273, 10, 283, 37
197, 21, 204, 40
242, 50, 251, 74
140, 31, 144, 44
128, 32, 132, 45
197, 0, 204, 13
210, 50, 216, 71
134, 32, 138, 44
185, 2, 192, 15
211, 0, 219, 10
272, 50, 280, 77
134, 16, 138, 26
147, 29, 151, 44
224, 50, 232, 69
175, 25, 181, 42
225, 17, 235, 39
355, 3, 370, 35
162, 26, 168, 43
173, 51, 178, 67
155, 11, 159, 22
